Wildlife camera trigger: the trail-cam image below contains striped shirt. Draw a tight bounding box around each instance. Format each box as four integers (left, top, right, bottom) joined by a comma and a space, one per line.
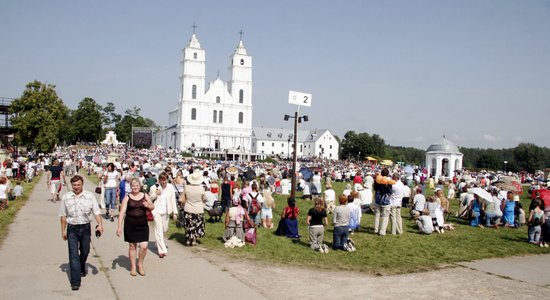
59, 190, 101, 225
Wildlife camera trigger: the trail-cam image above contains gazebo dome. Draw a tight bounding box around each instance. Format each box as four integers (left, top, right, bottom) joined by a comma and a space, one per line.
425, 136, 464, 180
427, 136, 460, 153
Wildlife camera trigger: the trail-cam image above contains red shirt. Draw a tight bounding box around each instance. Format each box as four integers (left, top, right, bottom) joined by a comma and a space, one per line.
283, 206, 299, 219
353, 175, 363, 185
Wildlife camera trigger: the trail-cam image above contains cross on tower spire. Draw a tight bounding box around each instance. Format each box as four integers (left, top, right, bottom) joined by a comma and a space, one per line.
239, 29, 244, 41
192, 23, 198, 34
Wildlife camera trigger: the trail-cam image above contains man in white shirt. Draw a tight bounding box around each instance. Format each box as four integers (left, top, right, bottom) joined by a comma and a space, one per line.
389, 174, 405, 235
357, 184, 373, 214
59, 175, 103, 291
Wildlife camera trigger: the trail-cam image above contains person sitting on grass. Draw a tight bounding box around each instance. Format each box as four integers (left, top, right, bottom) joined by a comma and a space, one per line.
0, 176, 9, 210
323, 183, 336, 214
306, 197, 329, 253
410, 187, 426, 219
13, 181, 24, 199
333, 194, 355, 252
347, 192, 361, 234
261, 189, 275, 229
223, 198, 251, 243
434, 188, 450, 221
469, 193, 484, 228
281, 197, 300, 238
458, 186, 473, 218
426, 195, 444, 233
501, 191, 516, 228
415, 214, 434, 235
482, 190, 503, 228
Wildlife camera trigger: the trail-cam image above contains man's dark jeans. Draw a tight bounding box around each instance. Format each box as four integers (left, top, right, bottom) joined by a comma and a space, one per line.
332, 225, 349, 250
67, 223, 91, 286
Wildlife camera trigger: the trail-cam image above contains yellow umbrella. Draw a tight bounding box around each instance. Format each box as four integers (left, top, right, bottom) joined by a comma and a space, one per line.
380, 160, 393, 166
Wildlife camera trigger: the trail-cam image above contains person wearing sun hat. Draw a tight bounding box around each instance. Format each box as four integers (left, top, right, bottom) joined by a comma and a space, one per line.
181, 169, 207, 246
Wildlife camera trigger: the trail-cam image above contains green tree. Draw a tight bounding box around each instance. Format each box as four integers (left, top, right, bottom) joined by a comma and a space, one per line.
70, 97, 103, 143
513, 143, 545, 173
9, 81, 68, 152
102, 102, 121, 129
339, 131, 386, 160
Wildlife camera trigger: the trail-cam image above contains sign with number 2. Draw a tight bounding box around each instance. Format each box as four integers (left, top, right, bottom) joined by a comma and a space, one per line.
288, 90, 312, 107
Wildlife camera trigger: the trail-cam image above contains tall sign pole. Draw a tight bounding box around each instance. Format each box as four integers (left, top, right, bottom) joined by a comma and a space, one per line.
288, 90, 312, 199
291, 111, 298, 198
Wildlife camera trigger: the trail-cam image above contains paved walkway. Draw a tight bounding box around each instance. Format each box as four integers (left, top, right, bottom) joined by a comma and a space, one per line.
0, 174, 266, 300
0, 174, 549, 299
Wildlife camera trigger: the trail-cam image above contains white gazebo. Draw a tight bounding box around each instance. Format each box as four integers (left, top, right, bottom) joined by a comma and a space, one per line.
425, 136, 463, 181
101, 131, 125, 146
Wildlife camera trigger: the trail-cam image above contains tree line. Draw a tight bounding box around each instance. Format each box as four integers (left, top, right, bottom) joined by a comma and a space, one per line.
9, 80, 156, 152
338, 130, 550, 174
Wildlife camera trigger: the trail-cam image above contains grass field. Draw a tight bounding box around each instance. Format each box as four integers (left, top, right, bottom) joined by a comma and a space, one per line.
82, 172, 548, 274
167, 181, 549, 275
0, 174, 41, 247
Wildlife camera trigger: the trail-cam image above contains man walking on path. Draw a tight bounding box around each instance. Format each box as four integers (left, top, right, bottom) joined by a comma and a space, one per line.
59, 175, 104, 291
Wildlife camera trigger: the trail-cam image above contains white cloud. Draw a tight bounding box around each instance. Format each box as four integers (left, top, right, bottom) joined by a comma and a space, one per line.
514, 136, 523, 142
483, 134, 497, 141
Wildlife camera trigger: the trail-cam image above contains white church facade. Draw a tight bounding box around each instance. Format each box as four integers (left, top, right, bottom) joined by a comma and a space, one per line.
154, 31, 340, 161
154, 32, 252, 153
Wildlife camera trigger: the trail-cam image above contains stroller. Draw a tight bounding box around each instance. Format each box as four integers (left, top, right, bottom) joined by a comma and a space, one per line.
207, 201, 223, 223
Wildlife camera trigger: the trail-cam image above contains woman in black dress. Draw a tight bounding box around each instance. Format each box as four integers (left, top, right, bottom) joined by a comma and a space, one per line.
117, 178, 154, 276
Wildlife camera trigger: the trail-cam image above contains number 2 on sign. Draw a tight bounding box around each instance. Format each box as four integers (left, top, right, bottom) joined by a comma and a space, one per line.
303, 96, 308, 104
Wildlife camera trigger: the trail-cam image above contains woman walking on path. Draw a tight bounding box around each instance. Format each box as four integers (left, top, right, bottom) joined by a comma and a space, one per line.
48, 159, 65, 203
181, 169, 207, 246
149, 172, 178, 258
117, 178, 154, 276
102, 163, 120, 222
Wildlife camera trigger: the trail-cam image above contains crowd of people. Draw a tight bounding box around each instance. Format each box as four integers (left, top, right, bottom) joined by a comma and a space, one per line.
4, 144, 548, 290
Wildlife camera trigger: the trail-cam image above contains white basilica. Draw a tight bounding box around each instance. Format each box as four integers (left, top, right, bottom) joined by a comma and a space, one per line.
155, 31, 340, 161
155, 32, 252, 153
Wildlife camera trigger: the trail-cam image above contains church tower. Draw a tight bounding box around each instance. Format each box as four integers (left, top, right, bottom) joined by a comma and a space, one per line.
228, 34, 253, 136
162, 28, 253, 152
179, 32, 206, 125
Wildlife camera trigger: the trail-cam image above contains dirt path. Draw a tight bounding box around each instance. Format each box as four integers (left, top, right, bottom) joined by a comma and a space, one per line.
196, 247, 550, 299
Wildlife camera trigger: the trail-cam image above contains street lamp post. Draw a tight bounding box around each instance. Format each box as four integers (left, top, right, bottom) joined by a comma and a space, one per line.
504, 161, 508, 173
284, 112, 308, 199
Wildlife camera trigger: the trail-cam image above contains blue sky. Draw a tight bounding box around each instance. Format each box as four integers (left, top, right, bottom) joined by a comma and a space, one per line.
1, 0, 549, 150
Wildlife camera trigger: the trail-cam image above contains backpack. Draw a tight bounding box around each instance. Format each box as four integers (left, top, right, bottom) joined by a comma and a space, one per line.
374, 181, 392, 206
250, 193, 261, 215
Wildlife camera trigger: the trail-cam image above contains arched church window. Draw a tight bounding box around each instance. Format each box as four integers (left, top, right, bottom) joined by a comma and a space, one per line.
213, 110, 217, 123
193, 52, 198, 59
191, 108, 197, 120
219, 111, 223, 123
240, 59, 244, 65
239, 89, 244, 103
216, 96, 220, 103
238, 112, 243, 124
192, 85, 197, 99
